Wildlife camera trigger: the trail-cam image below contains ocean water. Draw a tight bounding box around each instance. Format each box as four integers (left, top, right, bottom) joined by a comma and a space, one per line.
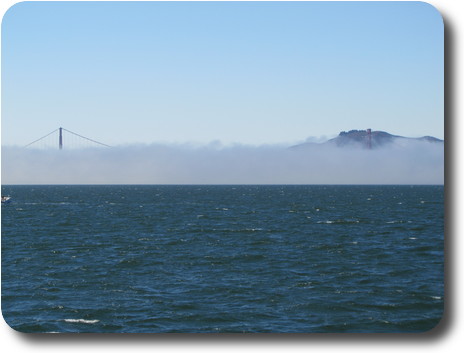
1, 185, 444, 333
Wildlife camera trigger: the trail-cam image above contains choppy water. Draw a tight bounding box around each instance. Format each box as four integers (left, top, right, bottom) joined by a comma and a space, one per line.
1, 185, 444, 333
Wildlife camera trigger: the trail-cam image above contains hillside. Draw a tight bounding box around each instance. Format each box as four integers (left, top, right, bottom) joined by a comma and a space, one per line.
292, 129, 444, 150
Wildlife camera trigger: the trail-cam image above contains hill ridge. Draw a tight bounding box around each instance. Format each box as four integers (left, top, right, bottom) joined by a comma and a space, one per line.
292, 129, 443, 150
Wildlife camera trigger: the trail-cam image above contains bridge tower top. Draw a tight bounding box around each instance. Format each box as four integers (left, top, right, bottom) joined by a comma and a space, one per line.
24, 127, 111, 149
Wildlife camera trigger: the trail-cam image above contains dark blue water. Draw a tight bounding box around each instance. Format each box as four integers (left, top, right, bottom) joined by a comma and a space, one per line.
1, 185, 444, 333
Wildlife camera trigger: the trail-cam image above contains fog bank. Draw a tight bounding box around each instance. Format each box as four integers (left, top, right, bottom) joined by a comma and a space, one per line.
1, 140, 444, 185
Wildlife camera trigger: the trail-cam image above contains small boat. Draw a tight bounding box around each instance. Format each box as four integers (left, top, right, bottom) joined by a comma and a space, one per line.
1, 196, 11, 203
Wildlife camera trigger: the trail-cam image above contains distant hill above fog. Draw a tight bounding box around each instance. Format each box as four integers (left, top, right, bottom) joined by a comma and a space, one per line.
292, 129, 444, 150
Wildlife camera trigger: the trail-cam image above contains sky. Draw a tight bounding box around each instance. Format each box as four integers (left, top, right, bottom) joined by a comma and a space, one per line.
1, 1, 444, 147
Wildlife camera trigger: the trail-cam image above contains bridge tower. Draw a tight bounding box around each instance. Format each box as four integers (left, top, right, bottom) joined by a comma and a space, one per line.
59, 127, 63, 150
367, 128, 372, 150
24, 127, 111, 149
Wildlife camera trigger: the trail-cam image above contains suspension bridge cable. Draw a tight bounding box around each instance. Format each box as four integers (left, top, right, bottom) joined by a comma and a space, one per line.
62, 128, 112, 148
24, 128, 59, 148
24, 127, 112, 149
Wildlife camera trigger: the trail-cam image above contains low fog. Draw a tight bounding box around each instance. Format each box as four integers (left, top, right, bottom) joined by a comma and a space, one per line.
1, 139, 444, 185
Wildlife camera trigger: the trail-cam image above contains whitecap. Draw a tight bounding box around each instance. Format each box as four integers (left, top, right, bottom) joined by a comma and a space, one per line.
64, 319, 100, 324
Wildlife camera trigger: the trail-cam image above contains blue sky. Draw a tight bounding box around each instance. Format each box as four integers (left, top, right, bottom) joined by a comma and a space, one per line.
1, 1, 443, 146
